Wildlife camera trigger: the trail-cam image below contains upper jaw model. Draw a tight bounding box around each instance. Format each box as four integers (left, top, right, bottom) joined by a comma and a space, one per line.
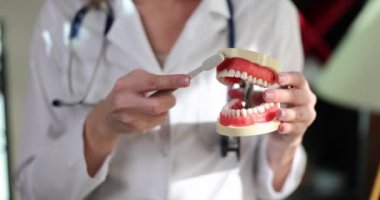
216, 48, 281, 137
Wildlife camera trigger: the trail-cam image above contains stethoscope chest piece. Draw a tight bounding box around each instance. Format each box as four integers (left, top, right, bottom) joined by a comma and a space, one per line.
220, 136, 240, 160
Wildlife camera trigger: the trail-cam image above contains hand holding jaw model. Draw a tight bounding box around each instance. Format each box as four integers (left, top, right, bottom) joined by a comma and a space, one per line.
216, 48, 281, 137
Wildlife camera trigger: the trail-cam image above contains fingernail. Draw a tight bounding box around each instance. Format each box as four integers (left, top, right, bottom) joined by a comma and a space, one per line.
278, 74, 288, 85
178, 76, 190, 86
278, 124, 287, 134
264, 91, 275, 101
277, 109, 285, 120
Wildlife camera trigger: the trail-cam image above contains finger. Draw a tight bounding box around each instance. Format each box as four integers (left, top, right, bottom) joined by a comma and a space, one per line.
134, 112, 169, 133
277, 107, 313, 123
118, 112, 168, 133
263, 88, 310, 105
277, 122, 307, 135
277, 72, 309, 89
116, 110, 167, 123
114, 91, 176, 115
115, 111, 168, 132
139, 94, 177, 115
116, 69, 190, 93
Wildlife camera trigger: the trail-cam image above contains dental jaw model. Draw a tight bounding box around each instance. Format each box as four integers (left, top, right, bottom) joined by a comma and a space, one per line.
216, 48, 281, 137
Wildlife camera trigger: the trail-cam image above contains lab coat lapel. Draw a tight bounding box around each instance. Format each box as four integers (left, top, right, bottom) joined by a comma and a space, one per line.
106, 0, 162, 74
163, 0, 231, 75
106, 0, 231, 75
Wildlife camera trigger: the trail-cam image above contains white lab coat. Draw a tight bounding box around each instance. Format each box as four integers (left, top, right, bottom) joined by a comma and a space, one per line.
16, 0, 306, 199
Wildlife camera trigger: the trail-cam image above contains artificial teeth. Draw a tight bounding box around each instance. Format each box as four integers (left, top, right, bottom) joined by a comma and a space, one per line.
252, 107, 258, 113
235, 71, 241, 78
247, 109, 253, 114
228, 70, 235, 77
264, 103, 270, 109
257, 79, 263, 86
236, 110, 240, 117
263, 81, 268, 87
241, 109, 247, 117
248, 76, 253, 82
241, 72, 248, 80
252, 77, 257, 84
221, 70, 228, 77
258, 105, 265, 113
228, 110, 235, 117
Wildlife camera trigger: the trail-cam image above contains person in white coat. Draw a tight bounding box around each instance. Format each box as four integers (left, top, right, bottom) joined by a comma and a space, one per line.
15, 0, 316, 199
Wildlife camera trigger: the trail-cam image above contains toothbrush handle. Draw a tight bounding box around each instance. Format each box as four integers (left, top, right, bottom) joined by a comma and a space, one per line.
186, 65, 203, 78
150, 66, 202, 97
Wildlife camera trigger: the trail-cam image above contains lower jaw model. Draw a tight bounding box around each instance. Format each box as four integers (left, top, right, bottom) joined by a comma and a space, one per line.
216, 48, 281, 137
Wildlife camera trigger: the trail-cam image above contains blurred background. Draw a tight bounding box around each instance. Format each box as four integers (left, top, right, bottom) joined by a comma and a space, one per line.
0, 0, 379, 199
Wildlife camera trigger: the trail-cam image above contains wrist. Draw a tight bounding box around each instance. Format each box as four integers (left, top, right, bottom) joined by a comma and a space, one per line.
84, 102, 119, 155
269, 132, 303, 149
267, 134, 300, 168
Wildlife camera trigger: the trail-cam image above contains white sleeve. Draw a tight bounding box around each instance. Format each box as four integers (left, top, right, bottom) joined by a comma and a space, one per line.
255, 136, 307, 199
15, 1, 112, 199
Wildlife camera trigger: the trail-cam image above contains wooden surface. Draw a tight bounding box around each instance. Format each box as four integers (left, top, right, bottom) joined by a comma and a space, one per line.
367, 113, 380, 199
370, 166, 380, 200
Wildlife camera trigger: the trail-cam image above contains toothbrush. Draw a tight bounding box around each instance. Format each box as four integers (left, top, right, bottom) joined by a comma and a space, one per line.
151, 53, 226, 97
187, 53, 225, 78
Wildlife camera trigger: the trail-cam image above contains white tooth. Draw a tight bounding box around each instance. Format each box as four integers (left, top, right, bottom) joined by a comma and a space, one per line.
222, 70, 228, 77
252, 107, 258, 113
241, 72, 248, 80
236, 110, 240, 117
258, 106, 265, 113
269, 103, 274, 107
263, 81, 268, 87
235, 71, 241, 78
241, 109, 247, 117
228, 69, 235, 77
264, 103, 270, 109
252, 77, 257, 84
229, 109, 234, 116
248, 76, 253, 82
277, 103, 281, 108
227, 110, 232, 116
225, 70, 229, 77
247, 109, 253, 114
257, 79, 263, 86
226, 106, 231, 112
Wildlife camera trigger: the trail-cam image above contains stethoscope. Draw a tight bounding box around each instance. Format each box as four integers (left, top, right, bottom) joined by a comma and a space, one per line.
52, 0, 241, 160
